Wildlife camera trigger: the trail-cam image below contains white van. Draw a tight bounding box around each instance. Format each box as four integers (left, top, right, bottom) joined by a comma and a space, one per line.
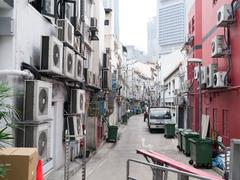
148, 107, 172, 133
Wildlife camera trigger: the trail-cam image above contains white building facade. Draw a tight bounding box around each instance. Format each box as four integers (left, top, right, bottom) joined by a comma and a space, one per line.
157, 0, 186, 56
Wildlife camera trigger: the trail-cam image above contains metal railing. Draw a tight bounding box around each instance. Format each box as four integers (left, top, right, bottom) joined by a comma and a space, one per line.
127, 159, 214, 180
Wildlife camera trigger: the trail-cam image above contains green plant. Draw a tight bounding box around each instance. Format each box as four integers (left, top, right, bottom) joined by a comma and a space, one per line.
0, 83, 21, 177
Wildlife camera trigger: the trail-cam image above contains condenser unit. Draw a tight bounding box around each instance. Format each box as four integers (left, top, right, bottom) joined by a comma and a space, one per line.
90, 17, 98, 31
71, 16, 82, 35
211, 35, 225, 58
66, 116, 83, 141
201, 66, 207, 86
40, 36, 63, 75
71, 89, 85, 114
217, 4, 234, 27
24, 122, 52, 164
75, 54, 84, 82
24, 80, 52, 122
74, 36, 80, 53
57, 19, 74, 47
213, 71, 228, 88
0, 0, 13, 9
206, 64, 218, 88
63, 46, 75, 79
194, 66, 199, 80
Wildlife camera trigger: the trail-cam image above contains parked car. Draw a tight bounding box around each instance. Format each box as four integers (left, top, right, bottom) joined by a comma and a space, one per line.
148, 107, 172, 133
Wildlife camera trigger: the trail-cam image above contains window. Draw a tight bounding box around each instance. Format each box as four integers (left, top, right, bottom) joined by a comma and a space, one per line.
29, 0, 56, 19
104, 20, 110, 26
222, 110, 229, 137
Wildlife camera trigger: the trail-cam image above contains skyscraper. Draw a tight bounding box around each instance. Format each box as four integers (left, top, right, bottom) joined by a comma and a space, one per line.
157, 0, 186, 56
147, 16, 158, 59
114, 0, 120, 39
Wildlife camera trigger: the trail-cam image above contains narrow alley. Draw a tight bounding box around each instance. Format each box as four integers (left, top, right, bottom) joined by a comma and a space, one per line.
71, 114, 219, 180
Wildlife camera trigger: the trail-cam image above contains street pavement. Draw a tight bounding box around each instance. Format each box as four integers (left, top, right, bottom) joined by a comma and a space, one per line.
71, 114, 221, 180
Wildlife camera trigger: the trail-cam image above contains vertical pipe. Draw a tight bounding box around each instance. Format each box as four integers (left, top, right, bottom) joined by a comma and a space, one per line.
198, 64, 202, 138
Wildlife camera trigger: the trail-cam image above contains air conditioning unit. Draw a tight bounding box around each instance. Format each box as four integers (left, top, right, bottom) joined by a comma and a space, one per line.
206, 64, 218, 88
66, 116, 83, 141
217, 4, 234, 27
102, 70, 112, 90
0, 0, 13, 9
74, 36, 80, 53
103, 53, 110, 69
71, 16, 82, 35
40, 36, 63, 75
71, 89, 85, 114
211, 35, 225, 58
75, 54, 83, 82
194, 66, 199, 80
201, 66, 207, 85
57, 19, 74, 47
24, 80, 52, 122
24, 122, 52, 164
63, 46, 75, 79
213, 71, 228, 88
90, 17, 98, 30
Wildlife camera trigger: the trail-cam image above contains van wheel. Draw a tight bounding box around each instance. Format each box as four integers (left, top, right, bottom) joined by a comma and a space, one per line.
149, 128, 153, 133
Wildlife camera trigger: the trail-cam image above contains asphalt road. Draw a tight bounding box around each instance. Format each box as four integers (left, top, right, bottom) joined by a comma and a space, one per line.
71, 114, 220, 180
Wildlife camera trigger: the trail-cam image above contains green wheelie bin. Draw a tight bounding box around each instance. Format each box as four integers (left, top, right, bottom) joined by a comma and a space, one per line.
122, 114, 128, 124
177, 129, 192, 151
182, 131, 199, 156
189, 138, 213, 168
107, 125, 118, 143
164, 123, 175, 138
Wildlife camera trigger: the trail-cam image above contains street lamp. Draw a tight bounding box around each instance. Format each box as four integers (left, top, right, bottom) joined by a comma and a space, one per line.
187, 58, 202, 138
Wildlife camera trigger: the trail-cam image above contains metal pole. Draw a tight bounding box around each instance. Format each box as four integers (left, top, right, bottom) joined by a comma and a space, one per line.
198, 64, 202, 138
64, 130, 70, 180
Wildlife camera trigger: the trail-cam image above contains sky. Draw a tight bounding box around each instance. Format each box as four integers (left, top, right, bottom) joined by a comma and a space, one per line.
119, 0, 195, 54
119, 0, 157, 53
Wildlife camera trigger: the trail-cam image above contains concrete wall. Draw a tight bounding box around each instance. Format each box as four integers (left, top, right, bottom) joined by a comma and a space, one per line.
0, 0, 68, 173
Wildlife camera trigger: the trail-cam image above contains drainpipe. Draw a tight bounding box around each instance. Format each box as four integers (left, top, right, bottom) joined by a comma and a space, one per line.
0, 70, 33, 78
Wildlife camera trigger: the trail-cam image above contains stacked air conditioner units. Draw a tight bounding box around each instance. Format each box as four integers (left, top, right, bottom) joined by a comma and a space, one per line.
69, 89, 85, 141
206, 64, 218, 88
55, 14, 85, 82
19, 80, 53, 165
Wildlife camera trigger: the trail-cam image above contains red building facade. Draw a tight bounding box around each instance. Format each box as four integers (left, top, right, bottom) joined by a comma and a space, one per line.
187, 0, 240, 146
